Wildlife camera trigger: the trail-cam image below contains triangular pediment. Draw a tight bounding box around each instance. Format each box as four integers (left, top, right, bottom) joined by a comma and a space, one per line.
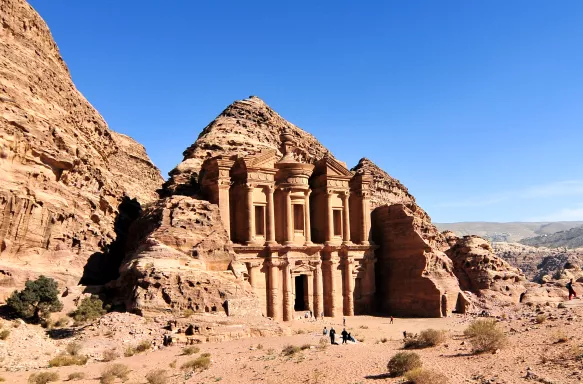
314, 154, 352, 177
242, 149, 278, 169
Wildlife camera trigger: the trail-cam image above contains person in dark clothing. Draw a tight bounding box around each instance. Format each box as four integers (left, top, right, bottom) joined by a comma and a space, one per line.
390, 316, 394, 324
341, 328, 348, 344
329, 327, 336, 344
567, 279, 577, 300
348, 333, 355, 342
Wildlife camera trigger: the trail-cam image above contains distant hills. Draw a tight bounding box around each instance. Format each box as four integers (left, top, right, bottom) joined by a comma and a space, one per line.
435, 221, 583, 243
520, 225, 583, 249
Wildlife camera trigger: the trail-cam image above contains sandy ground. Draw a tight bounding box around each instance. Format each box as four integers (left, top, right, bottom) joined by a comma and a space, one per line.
2, 303, 583, 384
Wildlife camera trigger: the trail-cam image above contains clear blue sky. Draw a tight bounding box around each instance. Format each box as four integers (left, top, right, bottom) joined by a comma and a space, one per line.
29, 1, 583, 223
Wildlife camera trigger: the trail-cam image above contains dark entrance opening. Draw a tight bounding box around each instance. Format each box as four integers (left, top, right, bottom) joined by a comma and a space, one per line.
294, 275, 307, 311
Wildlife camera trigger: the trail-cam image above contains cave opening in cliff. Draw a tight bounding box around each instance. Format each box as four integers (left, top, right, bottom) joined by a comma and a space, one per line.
80, 196, 142, 286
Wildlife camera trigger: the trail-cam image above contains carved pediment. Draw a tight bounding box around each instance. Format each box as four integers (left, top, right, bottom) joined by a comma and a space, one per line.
314, 153, 352, 177
290, 263, 315, 274
243, 149, 278, 169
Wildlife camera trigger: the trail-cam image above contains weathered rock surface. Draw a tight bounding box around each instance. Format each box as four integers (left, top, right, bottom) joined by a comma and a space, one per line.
446, 235, 527, 303
163, 96, 331, 196
372, 204, 464, 317
0, 0, 163, 297
493, 242, 583, 282
352, 158, 449, 252
114, 196, 260, 316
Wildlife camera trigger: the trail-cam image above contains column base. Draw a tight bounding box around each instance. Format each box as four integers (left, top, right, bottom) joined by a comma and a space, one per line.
283, 241, 294, 246
265, 240, 278, 246
342, 240, 353, 246
304, 241, 314, 246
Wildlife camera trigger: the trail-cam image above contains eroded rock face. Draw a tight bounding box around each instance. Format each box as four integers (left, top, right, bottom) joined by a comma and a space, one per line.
446, 235, 527, 303
372, 204, 464, 317
163, 96, 331, 196
352, 158, 449, 252
0, 0, 163, 296
114, 196, 261, 316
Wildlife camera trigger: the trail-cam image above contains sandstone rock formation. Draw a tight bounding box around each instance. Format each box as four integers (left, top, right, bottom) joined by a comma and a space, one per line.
446, 235, 527, 303
372, 204, 464, 317
0, 0, 163, 298
113, 196, 260, 316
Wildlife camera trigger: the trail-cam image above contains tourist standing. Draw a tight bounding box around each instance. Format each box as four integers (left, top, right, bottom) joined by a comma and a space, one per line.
343, 317, 346, 327
390, 316, 394, 324
341, 328, 348, 344
323, 327, 328, 336
567, 279, 577, 300
329, 327, 336, 344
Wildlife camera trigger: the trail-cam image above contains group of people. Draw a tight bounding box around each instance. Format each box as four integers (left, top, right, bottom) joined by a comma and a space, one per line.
322, 326, 356, 345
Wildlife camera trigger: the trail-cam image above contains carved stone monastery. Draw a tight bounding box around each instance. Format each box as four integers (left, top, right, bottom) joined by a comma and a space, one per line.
200, 128, 462, 320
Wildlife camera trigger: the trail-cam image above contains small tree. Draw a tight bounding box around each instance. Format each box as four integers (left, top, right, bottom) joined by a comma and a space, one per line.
69, 295, 107, 323
6, 276, 63, 323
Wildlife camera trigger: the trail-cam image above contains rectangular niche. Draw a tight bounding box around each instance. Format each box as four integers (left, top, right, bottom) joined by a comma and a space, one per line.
254, 205, 265, 236
293, 204, 304, 232
333, 209, 342, 236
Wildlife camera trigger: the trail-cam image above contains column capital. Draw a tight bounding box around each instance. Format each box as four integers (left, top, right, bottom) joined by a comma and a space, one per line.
309, 260, 322, 268
246, 261, 262, 268
304, 189, 312, 197
245, 183, 255, 190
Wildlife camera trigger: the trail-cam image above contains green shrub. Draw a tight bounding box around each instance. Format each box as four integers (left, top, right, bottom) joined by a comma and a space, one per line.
146, 369, 169, 384
181, 355, 211, 371
535, 314, 546, 324
405, 368, 448, 384
387, 352, 422, 377
282, 344, 300, 356
7, 276, 63, 323
100, 364, 130, 384
27, 372, 59, 384
404, 329, 446, 349
68, 295, 107, 323
464, 319, 507, 354
67, 372, 85, 381
182, 346, 200, 355
0, 329, 10, 340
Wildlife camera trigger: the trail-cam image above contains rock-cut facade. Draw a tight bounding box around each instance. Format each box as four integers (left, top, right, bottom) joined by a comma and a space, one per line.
200, 128, 377, 320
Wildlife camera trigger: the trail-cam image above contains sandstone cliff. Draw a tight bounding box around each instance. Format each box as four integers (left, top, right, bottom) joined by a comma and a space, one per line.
372, 204, 465, 317
0, 0, 163, 297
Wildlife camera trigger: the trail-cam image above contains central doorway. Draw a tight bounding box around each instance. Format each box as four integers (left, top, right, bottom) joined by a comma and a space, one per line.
294, 275, 307, 311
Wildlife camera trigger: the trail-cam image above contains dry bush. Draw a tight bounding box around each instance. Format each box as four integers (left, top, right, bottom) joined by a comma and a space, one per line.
169, 359, 177, 368
54, 317, 69, 327
48, 353, 87, 367
554, 330, 569, 343
182, 346, 200, 355
27, 372, 59, 384
405, 368, 448, 384
295, 329, 306, 335
124, 345, 136, 357
300, 343, 311, 350
66, 342, 83, 356
0, 330, 10, 340
67, 372, 85, 381
146, 369, 169, 384
135, 340, 151, 353
100, 364, 130, 384
266, 348, 275, 355
256, 344, 263, 350
464, 319, 507, 354
201, 352, 211, 358
404, 329, 446, 349
181, 355, 211, 372
558, 303, 567, 309
102, 349, 119, 362
380, 337, 388, 343
535, 314, 547, 324
387, 352, 422, 377
0, 376, 4, 382
282, 344, 301, 356
359, 325, 369, 329
317, 337, 328, 350
558, 345, 583, 361
182, 309, 194, 318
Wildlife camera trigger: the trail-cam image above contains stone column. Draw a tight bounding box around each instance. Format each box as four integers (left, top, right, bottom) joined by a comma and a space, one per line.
342, 192, 351, 244
326, 190, 333, 243
285, 189, 293, 245
304, 190, 312, 245
343, 259, 355, 316
266, 185, 276, 245
312, 261, 324, 318
323, 258, 340, 317
218, 180, 231, 239
282, 261, 293, 321
360, 191, 370, 245
246, 184, 254, 245
267, 260, 280, 320
247, 261, 261, 288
